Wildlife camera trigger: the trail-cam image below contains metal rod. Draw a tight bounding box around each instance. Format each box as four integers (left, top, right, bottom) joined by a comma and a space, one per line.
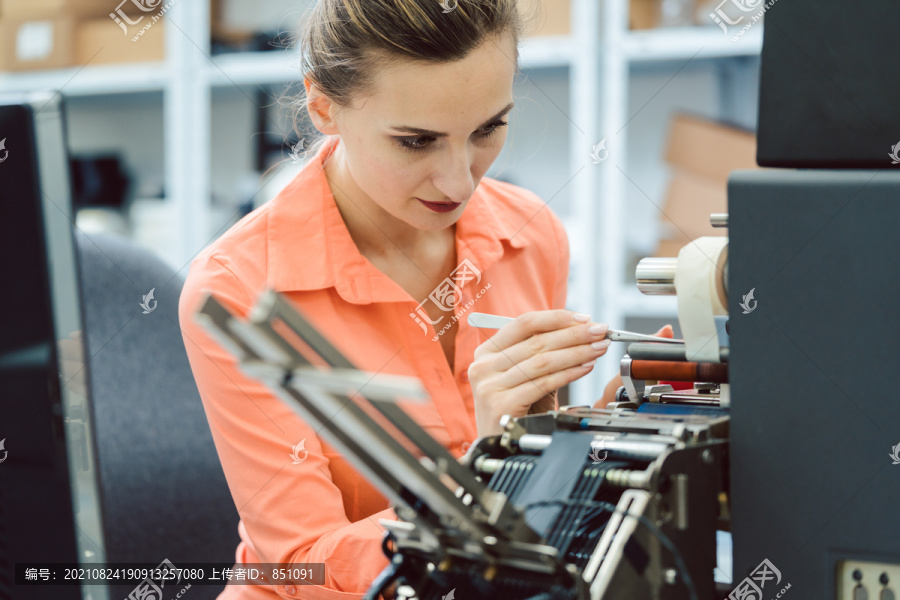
635, 257, 678, 295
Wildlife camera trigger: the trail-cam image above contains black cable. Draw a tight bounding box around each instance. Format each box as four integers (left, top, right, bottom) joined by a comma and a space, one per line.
522, 498, 699, 600
382, 530, 397, 558
363, 559, 402, 600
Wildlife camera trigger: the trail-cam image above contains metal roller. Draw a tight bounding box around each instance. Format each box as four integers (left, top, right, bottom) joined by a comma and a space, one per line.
635, 257, 678, 295
710, 213, 728, 228
630, 360, 728, 383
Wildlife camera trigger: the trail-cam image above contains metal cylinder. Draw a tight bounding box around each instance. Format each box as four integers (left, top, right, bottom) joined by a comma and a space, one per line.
630, 360, 729, 383
635, 257, 678, 295
517, 434, 667, 462
710, 213, 729, 228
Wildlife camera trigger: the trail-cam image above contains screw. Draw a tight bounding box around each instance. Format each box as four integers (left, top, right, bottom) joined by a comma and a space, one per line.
853, 569, 863, 582
702, 449, 714, 465
665, 569, 677, 585
880, 572, 889, 586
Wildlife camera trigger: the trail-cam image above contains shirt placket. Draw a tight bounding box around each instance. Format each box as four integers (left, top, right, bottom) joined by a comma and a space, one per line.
397, 303, 475, 450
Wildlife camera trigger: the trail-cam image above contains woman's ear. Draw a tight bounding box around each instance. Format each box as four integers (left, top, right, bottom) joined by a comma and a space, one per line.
306, 82, 340, 136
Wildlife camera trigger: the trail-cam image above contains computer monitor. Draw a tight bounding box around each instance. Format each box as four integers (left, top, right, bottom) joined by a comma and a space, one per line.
0, 94, 110, 600
756, 0, 900, 167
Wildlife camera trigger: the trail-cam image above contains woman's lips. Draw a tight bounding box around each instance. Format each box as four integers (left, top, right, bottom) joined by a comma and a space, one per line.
417, 198, 461, 213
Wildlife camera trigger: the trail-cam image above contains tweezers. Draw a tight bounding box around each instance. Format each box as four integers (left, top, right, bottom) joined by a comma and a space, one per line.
467, 312, 683, 345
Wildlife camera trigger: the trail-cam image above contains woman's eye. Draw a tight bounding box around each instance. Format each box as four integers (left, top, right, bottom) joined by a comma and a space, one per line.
396, 120, 508, 153
477, 120, 508, 139
398, 136, 435, 152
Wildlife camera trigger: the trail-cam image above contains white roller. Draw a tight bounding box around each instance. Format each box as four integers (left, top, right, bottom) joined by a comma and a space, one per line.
674, 238, 729, 363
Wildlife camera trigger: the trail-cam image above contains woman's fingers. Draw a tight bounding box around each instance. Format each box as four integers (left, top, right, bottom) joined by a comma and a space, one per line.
469, 310, 622, 437
490, 339, 610, 390
481, 320, 609, 368
474, 310, 591, 358
499, 363, 596, 413
469, 311, 612, 398
653, 324, 674, 338
468, 319, 609, 390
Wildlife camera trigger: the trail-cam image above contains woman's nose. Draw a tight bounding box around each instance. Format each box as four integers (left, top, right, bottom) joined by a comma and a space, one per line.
432, 149, 476, 204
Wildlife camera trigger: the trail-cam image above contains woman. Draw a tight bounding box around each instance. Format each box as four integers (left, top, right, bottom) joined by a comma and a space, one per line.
178, 1, 658, 598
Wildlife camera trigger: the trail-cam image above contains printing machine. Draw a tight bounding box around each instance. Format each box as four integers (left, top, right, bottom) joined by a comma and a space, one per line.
195, 180, 900, 598
193, 1, 900, 598
195, 227, 733, 600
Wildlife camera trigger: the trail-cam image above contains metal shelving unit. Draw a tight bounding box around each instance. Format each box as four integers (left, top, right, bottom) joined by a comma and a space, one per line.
0, 0, 762, 406
624, 25, 763, 61
0, 62, 170, 96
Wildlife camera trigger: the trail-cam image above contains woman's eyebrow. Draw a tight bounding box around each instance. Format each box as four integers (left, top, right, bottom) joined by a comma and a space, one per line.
390, 102, 515, 137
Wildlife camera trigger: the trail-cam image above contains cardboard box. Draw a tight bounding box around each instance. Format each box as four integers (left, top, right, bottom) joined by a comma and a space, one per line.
664, 113, 757, 185
654, 114, 757, 256
0, 0, 111, 19
654, 172, 726, 256
0, 17, 75, 71
630, 0, 660, 30
532, 0, 570, 36
76, 17, 165, 65
660, 171, 727, 241
633, 0, 718, 30
211, 0, 309, 44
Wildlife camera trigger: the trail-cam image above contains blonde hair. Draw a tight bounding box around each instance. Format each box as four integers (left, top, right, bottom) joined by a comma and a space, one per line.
288, 0, 528, 151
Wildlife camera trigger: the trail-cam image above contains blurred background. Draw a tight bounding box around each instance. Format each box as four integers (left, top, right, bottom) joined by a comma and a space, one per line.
0, 0, 761, 405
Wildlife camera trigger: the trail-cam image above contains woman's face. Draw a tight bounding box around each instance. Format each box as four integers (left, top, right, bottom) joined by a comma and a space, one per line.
326, 34, 517, 232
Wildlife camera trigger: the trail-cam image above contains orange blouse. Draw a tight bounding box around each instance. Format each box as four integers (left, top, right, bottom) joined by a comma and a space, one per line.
178, 139, 569, 600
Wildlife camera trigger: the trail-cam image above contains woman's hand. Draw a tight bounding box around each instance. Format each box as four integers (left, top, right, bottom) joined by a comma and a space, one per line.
595, 324, 674, 409
468, 310, 612, 437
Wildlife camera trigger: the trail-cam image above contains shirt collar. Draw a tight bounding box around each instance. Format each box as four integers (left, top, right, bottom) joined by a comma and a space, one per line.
267, 138, 529, 304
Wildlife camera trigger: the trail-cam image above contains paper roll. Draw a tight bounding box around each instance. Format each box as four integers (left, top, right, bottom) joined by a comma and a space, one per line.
674, 237, 728, 363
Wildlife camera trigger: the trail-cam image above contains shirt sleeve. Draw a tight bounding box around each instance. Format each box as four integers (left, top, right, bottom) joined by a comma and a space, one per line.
178, 254, 396, 600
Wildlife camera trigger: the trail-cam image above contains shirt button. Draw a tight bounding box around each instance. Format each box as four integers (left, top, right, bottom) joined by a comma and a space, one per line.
460, 370, 469, 383
284, 585, 297, 595
461, 441, 472, 453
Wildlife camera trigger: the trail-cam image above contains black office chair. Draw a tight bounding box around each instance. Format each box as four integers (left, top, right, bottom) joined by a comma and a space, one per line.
75, 230, 240, 599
